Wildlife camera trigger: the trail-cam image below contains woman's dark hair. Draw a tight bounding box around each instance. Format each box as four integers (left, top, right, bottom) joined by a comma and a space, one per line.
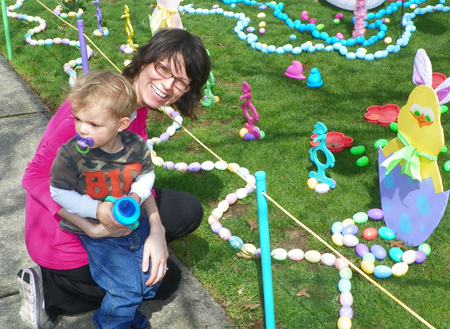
122, 29, 212, 118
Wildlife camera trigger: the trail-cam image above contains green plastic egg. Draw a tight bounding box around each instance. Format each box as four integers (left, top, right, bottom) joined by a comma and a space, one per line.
444, 161, 450, 172
374, 139, 388, 148
333, 18, 341, 24
350, 145, 365, 156
362, 252, 376, 263
440, 105, 448, 113
389, 122, 398, 132
316, 24, 325, 31
353, 212, 368, 224
418, 243, 431, 256
441, 145, 448, 153
356, 156, 369, 167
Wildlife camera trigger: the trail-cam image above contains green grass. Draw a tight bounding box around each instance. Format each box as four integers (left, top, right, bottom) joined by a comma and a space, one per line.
2, 0, 450, 327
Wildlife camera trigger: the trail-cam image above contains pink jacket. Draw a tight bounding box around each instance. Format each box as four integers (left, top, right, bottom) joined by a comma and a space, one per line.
22, 101, 149, 270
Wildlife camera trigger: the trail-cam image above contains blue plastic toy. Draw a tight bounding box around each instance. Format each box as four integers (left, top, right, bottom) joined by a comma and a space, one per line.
106, 196, 140, 229
309, 122, 336, 189
307, 68, 323, 88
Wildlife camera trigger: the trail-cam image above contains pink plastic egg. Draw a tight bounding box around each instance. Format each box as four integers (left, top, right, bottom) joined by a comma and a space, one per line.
336, 33, 344, 40
309, 18, 316, 24
362, 227, 378, 241
335, 13, 343, 19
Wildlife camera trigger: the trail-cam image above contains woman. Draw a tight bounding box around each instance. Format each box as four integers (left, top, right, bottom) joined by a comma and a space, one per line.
18, 29, 212, 329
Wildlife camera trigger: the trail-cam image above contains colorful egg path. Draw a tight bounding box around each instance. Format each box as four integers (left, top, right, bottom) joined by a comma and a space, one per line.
179, 0, 450, 61
148, 107, 433, 328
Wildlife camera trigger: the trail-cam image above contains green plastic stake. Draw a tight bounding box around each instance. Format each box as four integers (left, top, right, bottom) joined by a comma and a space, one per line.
1, 0, 13, 60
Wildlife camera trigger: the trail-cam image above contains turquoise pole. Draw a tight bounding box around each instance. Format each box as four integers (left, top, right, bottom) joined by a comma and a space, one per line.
255, 171, 275, 329
1, 0, 13, 60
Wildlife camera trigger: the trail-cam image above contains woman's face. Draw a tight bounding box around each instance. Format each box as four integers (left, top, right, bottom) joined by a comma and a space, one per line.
134, 56, 191, 110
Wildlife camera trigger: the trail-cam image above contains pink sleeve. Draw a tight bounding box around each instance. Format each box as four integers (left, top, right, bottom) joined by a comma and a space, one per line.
22, 101, 76, 217
126, 107, 148, 140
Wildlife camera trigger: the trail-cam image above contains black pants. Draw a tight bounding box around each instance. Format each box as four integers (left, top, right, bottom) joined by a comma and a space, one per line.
41, 188, 203, 322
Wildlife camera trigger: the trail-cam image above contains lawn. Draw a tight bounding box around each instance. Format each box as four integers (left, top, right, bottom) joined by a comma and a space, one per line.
2, 0, 450, 327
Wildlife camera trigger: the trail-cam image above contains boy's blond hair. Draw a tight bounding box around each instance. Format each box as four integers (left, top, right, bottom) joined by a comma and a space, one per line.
68, 71, 137, 119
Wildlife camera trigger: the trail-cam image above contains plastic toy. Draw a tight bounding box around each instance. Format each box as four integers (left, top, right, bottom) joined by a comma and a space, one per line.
75, 133, 94, 154
121, 5, 137, 50
325, 0, 384, 10
150, 0, 183, 35
91, 0, 108, 36
306, 68, 323, 88
201, 50, 217, 107
239, 81, 263, 140
379, 48, 450, 246
301, 11, 308, 20
106, 196, 140, 230
285, 61, 305, 80
309, 122, 336, 189
432, 72, 446, 89
310, 131, 353, 153
365, 104, 400, 126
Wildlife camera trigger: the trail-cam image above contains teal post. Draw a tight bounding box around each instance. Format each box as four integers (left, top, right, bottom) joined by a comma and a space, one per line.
255, 171, 275, 329
1, 0, 13, 60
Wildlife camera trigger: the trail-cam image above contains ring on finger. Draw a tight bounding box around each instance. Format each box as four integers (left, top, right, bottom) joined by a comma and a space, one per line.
164, 266, 169, 271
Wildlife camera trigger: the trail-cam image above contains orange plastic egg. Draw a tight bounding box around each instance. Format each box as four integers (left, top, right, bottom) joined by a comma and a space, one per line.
362, 227, 378, 241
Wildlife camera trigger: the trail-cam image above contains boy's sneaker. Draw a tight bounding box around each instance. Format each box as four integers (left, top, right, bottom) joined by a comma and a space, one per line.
16, 267, 55, 329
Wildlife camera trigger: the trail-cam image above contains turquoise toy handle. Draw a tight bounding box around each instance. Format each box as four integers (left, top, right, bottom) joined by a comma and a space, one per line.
106, 196, 140, 230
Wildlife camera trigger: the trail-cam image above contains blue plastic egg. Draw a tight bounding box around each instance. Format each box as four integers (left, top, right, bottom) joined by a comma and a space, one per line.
229, 236, 244, 249
370, 245, 387, 260
338, 278, 352, 292
331, 222, 344, 234
373, 265, 392, 279
342, 224, 358, 236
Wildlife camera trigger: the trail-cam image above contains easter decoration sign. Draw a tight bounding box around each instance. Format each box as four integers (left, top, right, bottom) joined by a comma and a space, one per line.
378, 48, 450, 247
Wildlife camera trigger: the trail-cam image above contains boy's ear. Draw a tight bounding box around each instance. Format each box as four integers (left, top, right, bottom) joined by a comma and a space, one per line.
118, 117, 131, 132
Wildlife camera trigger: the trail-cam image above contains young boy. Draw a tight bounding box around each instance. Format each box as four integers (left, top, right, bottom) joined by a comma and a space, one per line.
50, 71, 159, 329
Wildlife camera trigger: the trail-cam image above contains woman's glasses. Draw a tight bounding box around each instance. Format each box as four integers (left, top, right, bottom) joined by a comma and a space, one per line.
154, 62, 191, 93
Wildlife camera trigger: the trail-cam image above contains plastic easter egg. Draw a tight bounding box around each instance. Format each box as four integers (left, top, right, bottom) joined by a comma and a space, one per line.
342, 224, 358, 236
343, 235, 359, 247
361, 259, 375, 274
152, 157, 164, 167
389, 247, 403, 262
304, 250, 321, 263
339, 291, 353, 306
356, 156, 369, 167
418, 243, 431, 255
331, 221, 344, 234
332, 233, 344, 246
214, 161, 227, 170
307, 177, 318, 189
320, 253, 336, 266
341, 218, 354, 227
378, 226, 395, 240
201, 161, 215, 171
211, 208, 223, 220
339, 267, 353, 279
254, 248, 261, 258
188, 162, 202, 173
352, 212, 368, 224
257, 12, 266, 18
259, 21, 266, 28
338, 278, 352, 292
238, 167, 250, 177
175, 162, 188, 172
226, 193, 238, 205
271, 248, 288, 260
218, 200, 230, 212
333, 18, 341, 24
163, 161, 175, 170
229, 236, 243, 249
374, 265, 392, 279
236, 188, 248, 199
228, 163, 240, 173
441, 145, 448, 154
259, 28, 265, 34
210, 221, 222, 234
367, 208, 383, 220
384, 37, 392, 44
390, 122, 398, 132
288, 248, 305, 261
355, 243, 369, 257
207, 214, 218, 224
350, 145, 365, 155
219, 227, 232, 241
362, 252, 375, 263
241, 243, 257, 256
374, 139, 388, 148
339, 306, 353, 319
315, 183, 330, 194
337, 316, 352, 329
362, 227, 378, 241
335, 13, 344, 19
370, 245, 387, 260
335, 258, 349, 270
239, 127, 249, 138
402, 250, 417, 264
166, 125, 176, 136
392, 262, 409, 277
246, 175, 256, 185
415, 250, 427, 263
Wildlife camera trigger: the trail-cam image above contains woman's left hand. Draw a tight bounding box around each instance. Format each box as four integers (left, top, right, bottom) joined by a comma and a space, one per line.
142, 223, 169, 286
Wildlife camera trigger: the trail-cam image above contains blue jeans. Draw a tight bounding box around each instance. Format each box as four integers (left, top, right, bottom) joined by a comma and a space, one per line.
79, 217, 161, 329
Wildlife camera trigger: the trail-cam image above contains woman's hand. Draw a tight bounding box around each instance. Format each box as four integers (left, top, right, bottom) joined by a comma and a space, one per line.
142, 224, 169, 286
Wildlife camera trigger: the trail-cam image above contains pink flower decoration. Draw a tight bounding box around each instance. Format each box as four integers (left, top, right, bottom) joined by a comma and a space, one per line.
364, 104, 400, 126
310, 132, 353, 153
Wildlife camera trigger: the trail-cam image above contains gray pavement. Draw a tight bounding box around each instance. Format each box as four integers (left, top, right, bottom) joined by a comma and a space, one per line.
0, 53, 235, 329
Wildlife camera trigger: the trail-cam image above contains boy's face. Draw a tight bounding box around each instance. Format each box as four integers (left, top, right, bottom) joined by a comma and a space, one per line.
74, 105, 124, 152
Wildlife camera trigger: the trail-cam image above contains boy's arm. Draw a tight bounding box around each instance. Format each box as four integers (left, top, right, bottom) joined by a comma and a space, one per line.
50, 186, 100, 219
129, 170, 155, 204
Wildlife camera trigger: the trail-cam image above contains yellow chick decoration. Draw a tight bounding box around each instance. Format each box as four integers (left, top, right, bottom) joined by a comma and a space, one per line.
378, 48, 450, 246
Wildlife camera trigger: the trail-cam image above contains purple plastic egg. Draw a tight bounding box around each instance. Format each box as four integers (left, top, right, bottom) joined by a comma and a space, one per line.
339, 306, 353, 319
120, 44, 127, 52
163, 161, 175, 170
355, 243, 369, 257
245, 184, 255, 193
188, 162, 202, 173
171, 111, 181, 118
367, 208, 383, 220
159, 132, 170, 142
210, 221, 222, 234
244, 133, 256, 141
415, 250, 427, 263
370, 245, 387, 260
342, 224, 358, 236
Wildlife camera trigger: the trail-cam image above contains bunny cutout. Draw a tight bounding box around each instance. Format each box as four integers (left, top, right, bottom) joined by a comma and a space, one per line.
378, 48, 450, 246
150, 0, 183, 35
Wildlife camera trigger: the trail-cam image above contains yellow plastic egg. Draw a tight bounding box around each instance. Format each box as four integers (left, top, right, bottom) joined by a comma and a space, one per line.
306, 41, 313, 46
337, 316, 352, 329
68, 11, 76, 18
257, 12, 266, 18
384, 37, 392, 44
228, 163, 240, 173
361, 259, 375, 274
392, 262, 409, 277
259, 21, 266, 28
384, 18, 390, 23
307, 177, 318, 189
214, 96, 220, 103
239, 128, 249, 138
342, 218, 354, 227
332, 233, 344, 246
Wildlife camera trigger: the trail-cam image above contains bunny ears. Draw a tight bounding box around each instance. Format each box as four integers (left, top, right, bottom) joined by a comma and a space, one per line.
413, 48, 450, 105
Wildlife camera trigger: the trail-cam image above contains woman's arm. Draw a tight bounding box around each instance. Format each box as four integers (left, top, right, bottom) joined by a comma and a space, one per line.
141, 196, 169, 286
